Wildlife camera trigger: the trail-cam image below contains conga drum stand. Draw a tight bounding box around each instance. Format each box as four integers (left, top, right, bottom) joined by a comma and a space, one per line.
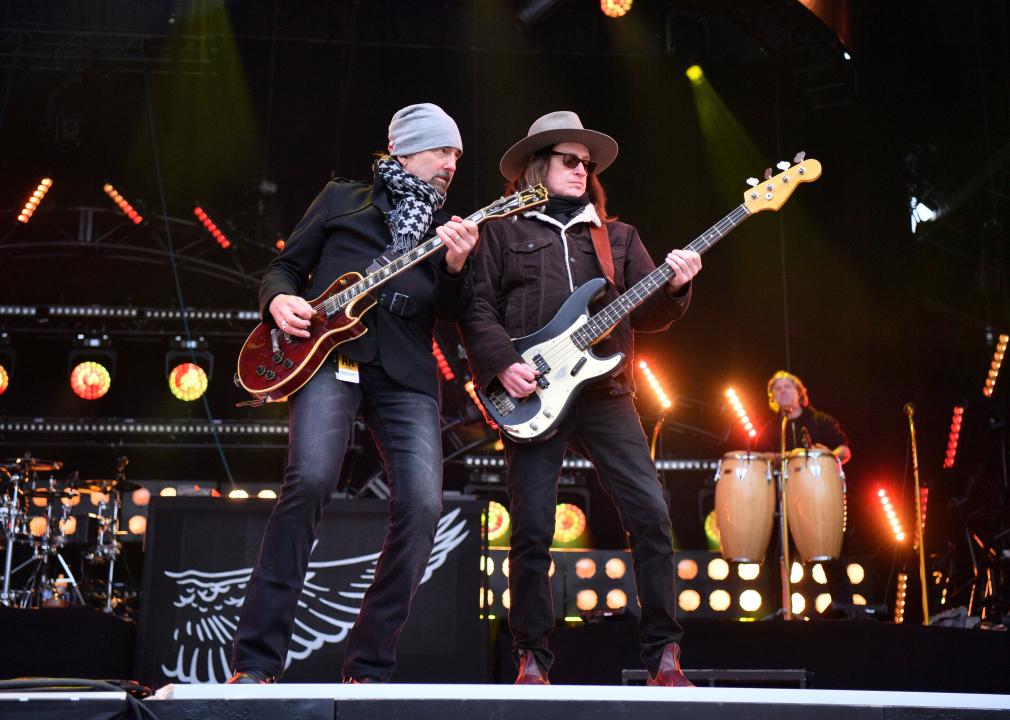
775, 413, 794, 619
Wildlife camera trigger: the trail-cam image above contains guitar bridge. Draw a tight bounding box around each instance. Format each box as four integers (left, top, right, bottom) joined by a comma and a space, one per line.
490, 391, 516, 416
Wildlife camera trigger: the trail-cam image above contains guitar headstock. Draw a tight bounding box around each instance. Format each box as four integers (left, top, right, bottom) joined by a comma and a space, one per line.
484, 183, 549, 220
742, 156, 821, 214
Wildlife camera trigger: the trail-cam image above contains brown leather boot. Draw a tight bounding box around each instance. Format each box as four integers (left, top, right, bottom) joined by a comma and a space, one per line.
646, 643, 694, 687
514, 649, 550, 685
226, 670, 275, 684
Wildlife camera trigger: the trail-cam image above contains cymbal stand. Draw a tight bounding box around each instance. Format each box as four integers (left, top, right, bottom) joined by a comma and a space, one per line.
0, 470, 23, 606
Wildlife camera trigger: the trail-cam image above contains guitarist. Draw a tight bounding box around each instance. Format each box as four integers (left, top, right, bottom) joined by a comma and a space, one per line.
460, 111, 701, 686
228, 103, 479, 684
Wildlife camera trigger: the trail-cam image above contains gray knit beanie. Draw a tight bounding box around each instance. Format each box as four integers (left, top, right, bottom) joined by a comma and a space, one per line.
387, 103, 462, 156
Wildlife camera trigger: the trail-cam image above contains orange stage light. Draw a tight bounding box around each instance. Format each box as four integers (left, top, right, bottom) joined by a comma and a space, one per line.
554, 503, 586, 544
877, 487, 906, 543
600, 0, 632, 18
724, 387, 757, 438
432, 340, 455, 381
17, 178, 53, 223
638, 359, 672, 409
193, 206, 232, 249
168, 361, 209, 401
69, 361, 112, 400
943, 405, 964, 469
982, 333, 1008, 397
103, 183, 143, 224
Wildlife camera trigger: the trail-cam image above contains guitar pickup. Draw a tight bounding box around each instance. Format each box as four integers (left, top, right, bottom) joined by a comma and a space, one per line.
490, 391, 516, 415
532, 354, 551, 389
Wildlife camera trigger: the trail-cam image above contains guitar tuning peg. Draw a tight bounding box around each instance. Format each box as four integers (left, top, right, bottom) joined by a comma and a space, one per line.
776, 161, 790, 171
763, 168, 773, 180
746, 177, 759, 187
793, 151, 806, 163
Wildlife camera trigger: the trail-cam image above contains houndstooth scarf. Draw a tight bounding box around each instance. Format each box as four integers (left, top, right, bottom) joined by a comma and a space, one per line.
375, 156, 446, 252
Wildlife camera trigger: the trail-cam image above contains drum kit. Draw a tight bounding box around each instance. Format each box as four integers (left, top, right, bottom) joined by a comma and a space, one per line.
714, 447, 846, 617
0, 453, 134, 610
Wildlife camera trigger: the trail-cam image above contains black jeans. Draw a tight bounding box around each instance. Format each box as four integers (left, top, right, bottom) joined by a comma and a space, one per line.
504, 383, 683, 675
231, 361, 443, 681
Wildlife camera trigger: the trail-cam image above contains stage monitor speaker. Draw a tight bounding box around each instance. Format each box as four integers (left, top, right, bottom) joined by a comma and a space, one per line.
136, 495, 486, 685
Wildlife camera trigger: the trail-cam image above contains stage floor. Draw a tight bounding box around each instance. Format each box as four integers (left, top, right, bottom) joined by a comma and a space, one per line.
5, 684, 1010, 720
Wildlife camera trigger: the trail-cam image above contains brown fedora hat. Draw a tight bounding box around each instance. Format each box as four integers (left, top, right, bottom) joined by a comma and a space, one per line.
499, 111, 619, 181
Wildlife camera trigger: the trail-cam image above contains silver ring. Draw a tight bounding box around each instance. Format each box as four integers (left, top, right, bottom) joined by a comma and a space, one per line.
281, 321, 288, 330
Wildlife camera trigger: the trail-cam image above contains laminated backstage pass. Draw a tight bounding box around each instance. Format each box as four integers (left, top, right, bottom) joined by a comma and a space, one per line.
336, 354, 359, 383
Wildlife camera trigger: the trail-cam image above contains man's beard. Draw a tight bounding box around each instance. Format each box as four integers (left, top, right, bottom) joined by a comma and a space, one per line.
429, 172, 451, 193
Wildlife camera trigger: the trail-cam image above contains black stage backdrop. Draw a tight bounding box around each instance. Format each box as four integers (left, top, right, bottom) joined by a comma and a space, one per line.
135, 495, 486, 686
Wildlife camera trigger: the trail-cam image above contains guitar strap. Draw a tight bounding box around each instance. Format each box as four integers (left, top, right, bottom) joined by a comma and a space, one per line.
589, 222, 616, 286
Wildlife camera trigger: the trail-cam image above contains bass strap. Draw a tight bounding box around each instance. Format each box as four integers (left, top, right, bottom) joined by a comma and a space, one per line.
589, 221, 616, 286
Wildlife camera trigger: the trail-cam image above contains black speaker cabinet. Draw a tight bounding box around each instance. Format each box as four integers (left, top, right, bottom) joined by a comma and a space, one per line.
136, 495, 486, 685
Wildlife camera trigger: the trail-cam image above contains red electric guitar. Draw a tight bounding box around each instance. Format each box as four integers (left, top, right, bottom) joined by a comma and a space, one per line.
236, 185, 548, 403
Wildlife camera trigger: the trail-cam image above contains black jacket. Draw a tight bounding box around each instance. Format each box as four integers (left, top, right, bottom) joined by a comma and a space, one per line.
259, 176, 474, 400
460, 204, 690, 393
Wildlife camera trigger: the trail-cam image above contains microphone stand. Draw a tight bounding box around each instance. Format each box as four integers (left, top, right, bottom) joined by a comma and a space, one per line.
776, 412, 793, 619
906, 404, 929, 626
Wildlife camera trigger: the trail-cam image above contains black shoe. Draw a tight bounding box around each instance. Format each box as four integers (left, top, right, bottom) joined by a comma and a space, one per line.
226, 670, 276, 684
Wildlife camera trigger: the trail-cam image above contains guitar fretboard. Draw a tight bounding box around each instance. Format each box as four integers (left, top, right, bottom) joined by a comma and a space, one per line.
572, 204, 751, 349
317, 208, 487, 318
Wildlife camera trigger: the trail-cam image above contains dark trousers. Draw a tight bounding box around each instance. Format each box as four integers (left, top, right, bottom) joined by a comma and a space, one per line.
231, 361, 443, 681
504, 383, 684, 675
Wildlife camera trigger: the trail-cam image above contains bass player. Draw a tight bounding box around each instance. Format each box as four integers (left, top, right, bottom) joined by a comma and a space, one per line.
459, 111, 701, 686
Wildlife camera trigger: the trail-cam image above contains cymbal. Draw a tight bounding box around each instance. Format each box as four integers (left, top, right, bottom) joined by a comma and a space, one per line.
1, 458, 64, 473
72, 479, 142, 494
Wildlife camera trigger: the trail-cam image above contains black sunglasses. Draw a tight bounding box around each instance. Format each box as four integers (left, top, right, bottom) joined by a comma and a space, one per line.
550, 151, 597, 174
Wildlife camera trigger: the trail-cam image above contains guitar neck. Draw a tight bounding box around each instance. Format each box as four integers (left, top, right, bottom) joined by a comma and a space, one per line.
325, 207, 487, 313
574, 204, 751, 348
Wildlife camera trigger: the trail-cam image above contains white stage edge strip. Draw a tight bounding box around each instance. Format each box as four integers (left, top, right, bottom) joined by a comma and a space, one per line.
0, 692, 127, 702
157, 683, 1010, 710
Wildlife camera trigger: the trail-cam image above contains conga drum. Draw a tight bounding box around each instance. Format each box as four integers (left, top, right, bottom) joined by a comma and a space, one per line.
784, 448, 846, 562
714, 452, 776, 563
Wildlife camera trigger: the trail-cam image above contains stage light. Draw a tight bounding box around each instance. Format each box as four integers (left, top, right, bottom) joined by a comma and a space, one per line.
17, 177, 53, 223
554, 502, 586, 544
638, 359, 672, 409
737, 563, 760, 581
815, 593, 833, 614
852, 593, 867, 606
791, 562, 804, 583
502, 588, 511, 609
894, 572, 908, 623
274, 238, 286, 251
68, 334, 115, 400
943, 405, 965, 469
707, 557, 729, 581
703, 509, 720, 550
166, 336, 213, 402
575, 557, 597, 579
29, 516, 47, 537
487, 500, 510, 543
576, 589, 599, 611
678, 589, 701, 612
132, 487, 151, 506
915, 487, 928, 550
982, 333, 1008, 397
0, 338, 12, 399
909, 196, 940, 234
128, 515, 147, 535
193, 205, 232, 249
677, 558, 698, 580
685, 64, 704, 84
600, 0, 632, 18
90, 491, 109, 507
228, 489, 249, 499
103, 183, 143, 224
60, 516, 77, 536
502, 557, 510, 578
159, 487, 178, 497
432, 339, 455, 381
846, 562, 865, 585
877, 487, 906, 542
605, 557, 626, 579
257, 489, 277, 499
724, 388, 757, 438
791, 592, 806, 615
811, 564, 828, 585
709, 589, 731, 612
739, 589, 763, 612
606, 588, 628, 610
485, 556, 496, 576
